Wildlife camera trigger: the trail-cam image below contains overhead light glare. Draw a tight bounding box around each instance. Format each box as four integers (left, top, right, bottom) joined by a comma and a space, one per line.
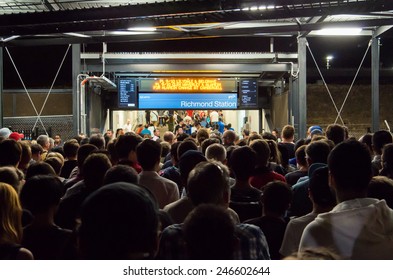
127, 27, 156, 32
1, 35, 20, 42
267, 5, 275, 9
316, 28, 362, 36
64, 32, 91, 38
259, 5, 267, 10
250, 6, 258, 11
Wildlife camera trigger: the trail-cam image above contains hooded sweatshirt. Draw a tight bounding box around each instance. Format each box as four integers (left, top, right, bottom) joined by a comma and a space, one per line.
299, 198, 393, 259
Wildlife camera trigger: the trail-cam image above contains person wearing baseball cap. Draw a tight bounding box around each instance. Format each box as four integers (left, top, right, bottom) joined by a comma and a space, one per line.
9, 132, 24, 141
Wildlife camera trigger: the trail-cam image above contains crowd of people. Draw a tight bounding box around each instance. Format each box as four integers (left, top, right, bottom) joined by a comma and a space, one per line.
1, 120, 393, 260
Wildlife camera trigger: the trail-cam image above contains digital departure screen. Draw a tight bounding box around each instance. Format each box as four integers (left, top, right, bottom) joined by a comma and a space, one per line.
138, 93, 238, 109
118, 78, 137, 108
239, 79, 258, 108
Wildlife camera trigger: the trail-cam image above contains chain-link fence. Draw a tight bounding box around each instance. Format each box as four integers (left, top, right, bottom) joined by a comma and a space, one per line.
3, 115, 74, 141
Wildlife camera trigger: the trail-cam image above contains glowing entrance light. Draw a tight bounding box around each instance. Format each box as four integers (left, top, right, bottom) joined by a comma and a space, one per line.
315, 28, 362, 36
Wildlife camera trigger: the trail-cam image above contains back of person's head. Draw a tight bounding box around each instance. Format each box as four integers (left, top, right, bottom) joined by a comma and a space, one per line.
242, 129, 250, 137
326, 124, 346, 146
31, 143, 44, 157
103, 165, 139, 185
63, 139, 79, 159
328, 140, 372, 193
177, 139, 198, 160
295, 145, 307, 167
18, 140, 32, 167
205, 143, 227, 163
381, 143, 393, 177
136, 139, 161, 171
79, 182, 159, 259
196, 128, 209, 145
281, 125, 295, 140
0, 182, 23, 244
77, 144, 99, 170
200, 137, 220, 155
44, 157, 63, 176
163, 131, 175, 143
83, 153, 112, 190
0, 139, 22, 167
372, 130, 393, 155
246, 133, 262, 146
266, 139, 281, 163
183, 204, 236, 260
249, 139, 270, 167
261, 132, 278, 142
305, 140, 331, 164
25, 161, 56, 180
308, 166, 336, 209
222, 130, 236, 145
115, 134, 143, 159
169, 141, 181, 163
88, 133, 105, 150
0, 167, 21, 193
368, 176, 393, 209
187, 161, 230, 206
229, 146, 256, 181
20, 175, 63, 215
36, 135, 49, 149
176, 133, 189, 142
160, 141, 171, 159
262, 181, 293, 216
178, 150, 207, 188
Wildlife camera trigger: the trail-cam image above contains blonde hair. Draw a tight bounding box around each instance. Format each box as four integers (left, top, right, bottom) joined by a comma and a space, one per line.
0, 183, 23, 244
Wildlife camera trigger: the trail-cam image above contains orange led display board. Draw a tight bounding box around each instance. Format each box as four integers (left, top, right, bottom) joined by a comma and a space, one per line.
139, 78, 237, 93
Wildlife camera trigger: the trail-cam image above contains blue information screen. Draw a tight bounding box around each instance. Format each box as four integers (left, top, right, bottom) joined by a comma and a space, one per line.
138, 93, 238, 109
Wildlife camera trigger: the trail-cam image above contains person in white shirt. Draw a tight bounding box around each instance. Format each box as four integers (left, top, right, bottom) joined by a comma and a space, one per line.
124, 119, 132, 133
209, 110, 219, 126
280, 165, 336, 257
136, 139, 179, 209
299, 140, 393, 259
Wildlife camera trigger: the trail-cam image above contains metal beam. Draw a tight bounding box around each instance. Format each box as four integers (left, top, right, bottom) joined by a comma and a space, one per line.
371, 34, 380, 132
72, 44, 81, 136
297, 37, 307, 139
0, 47, 3, 128
0, 0, 392, 37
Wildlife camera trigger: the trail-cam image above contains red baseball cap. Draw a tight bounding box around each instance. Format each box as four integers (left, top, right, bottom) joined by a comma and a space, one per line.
9, 132, 24, 141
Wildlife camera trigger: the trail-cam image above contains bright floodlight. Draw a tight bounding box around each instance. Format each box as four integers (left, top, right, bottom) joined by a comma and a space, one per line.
326, 55, 333, 60
316, 28, 362, 36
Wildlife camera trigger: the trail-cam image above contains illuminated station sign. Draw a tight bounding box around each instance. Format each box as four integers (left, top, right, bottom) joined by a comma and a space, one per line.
139, 78, 238, 93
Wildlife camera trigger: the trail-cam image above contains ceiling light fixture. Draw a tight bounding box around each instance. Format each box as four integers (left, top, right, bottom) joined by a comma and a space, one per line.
315, 28, 362, 36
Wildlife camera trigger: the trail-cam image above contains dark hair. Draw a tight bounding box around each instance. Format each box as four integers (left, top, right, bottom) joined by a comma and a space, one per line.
200, 138, 220, 155
63, 139, 79, 158
177, 139, 198, 160
368, 176, 393, 209
249, 139, 270, 167
104, 165, 139, 185
295, 145, 307, 167
305, 140, 331, 164
77, 144, 99, 170
183, 204, 235, 259
20, 175, 64, 214
83, 153, 112, 190
187, 161, 229, 206
229, 146, 256, 181
25, 162, 56, 180
326, 124, 346, 146
79, 182, 159, 259
328, 140, 372, 191
0, 139, 22, 167
282, 125, 295, 140
136, 139, 161, 170
309, 166, 336, 208
372, 130, 393, 154
115, 134, 143, 159
262, 181, 293, 215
